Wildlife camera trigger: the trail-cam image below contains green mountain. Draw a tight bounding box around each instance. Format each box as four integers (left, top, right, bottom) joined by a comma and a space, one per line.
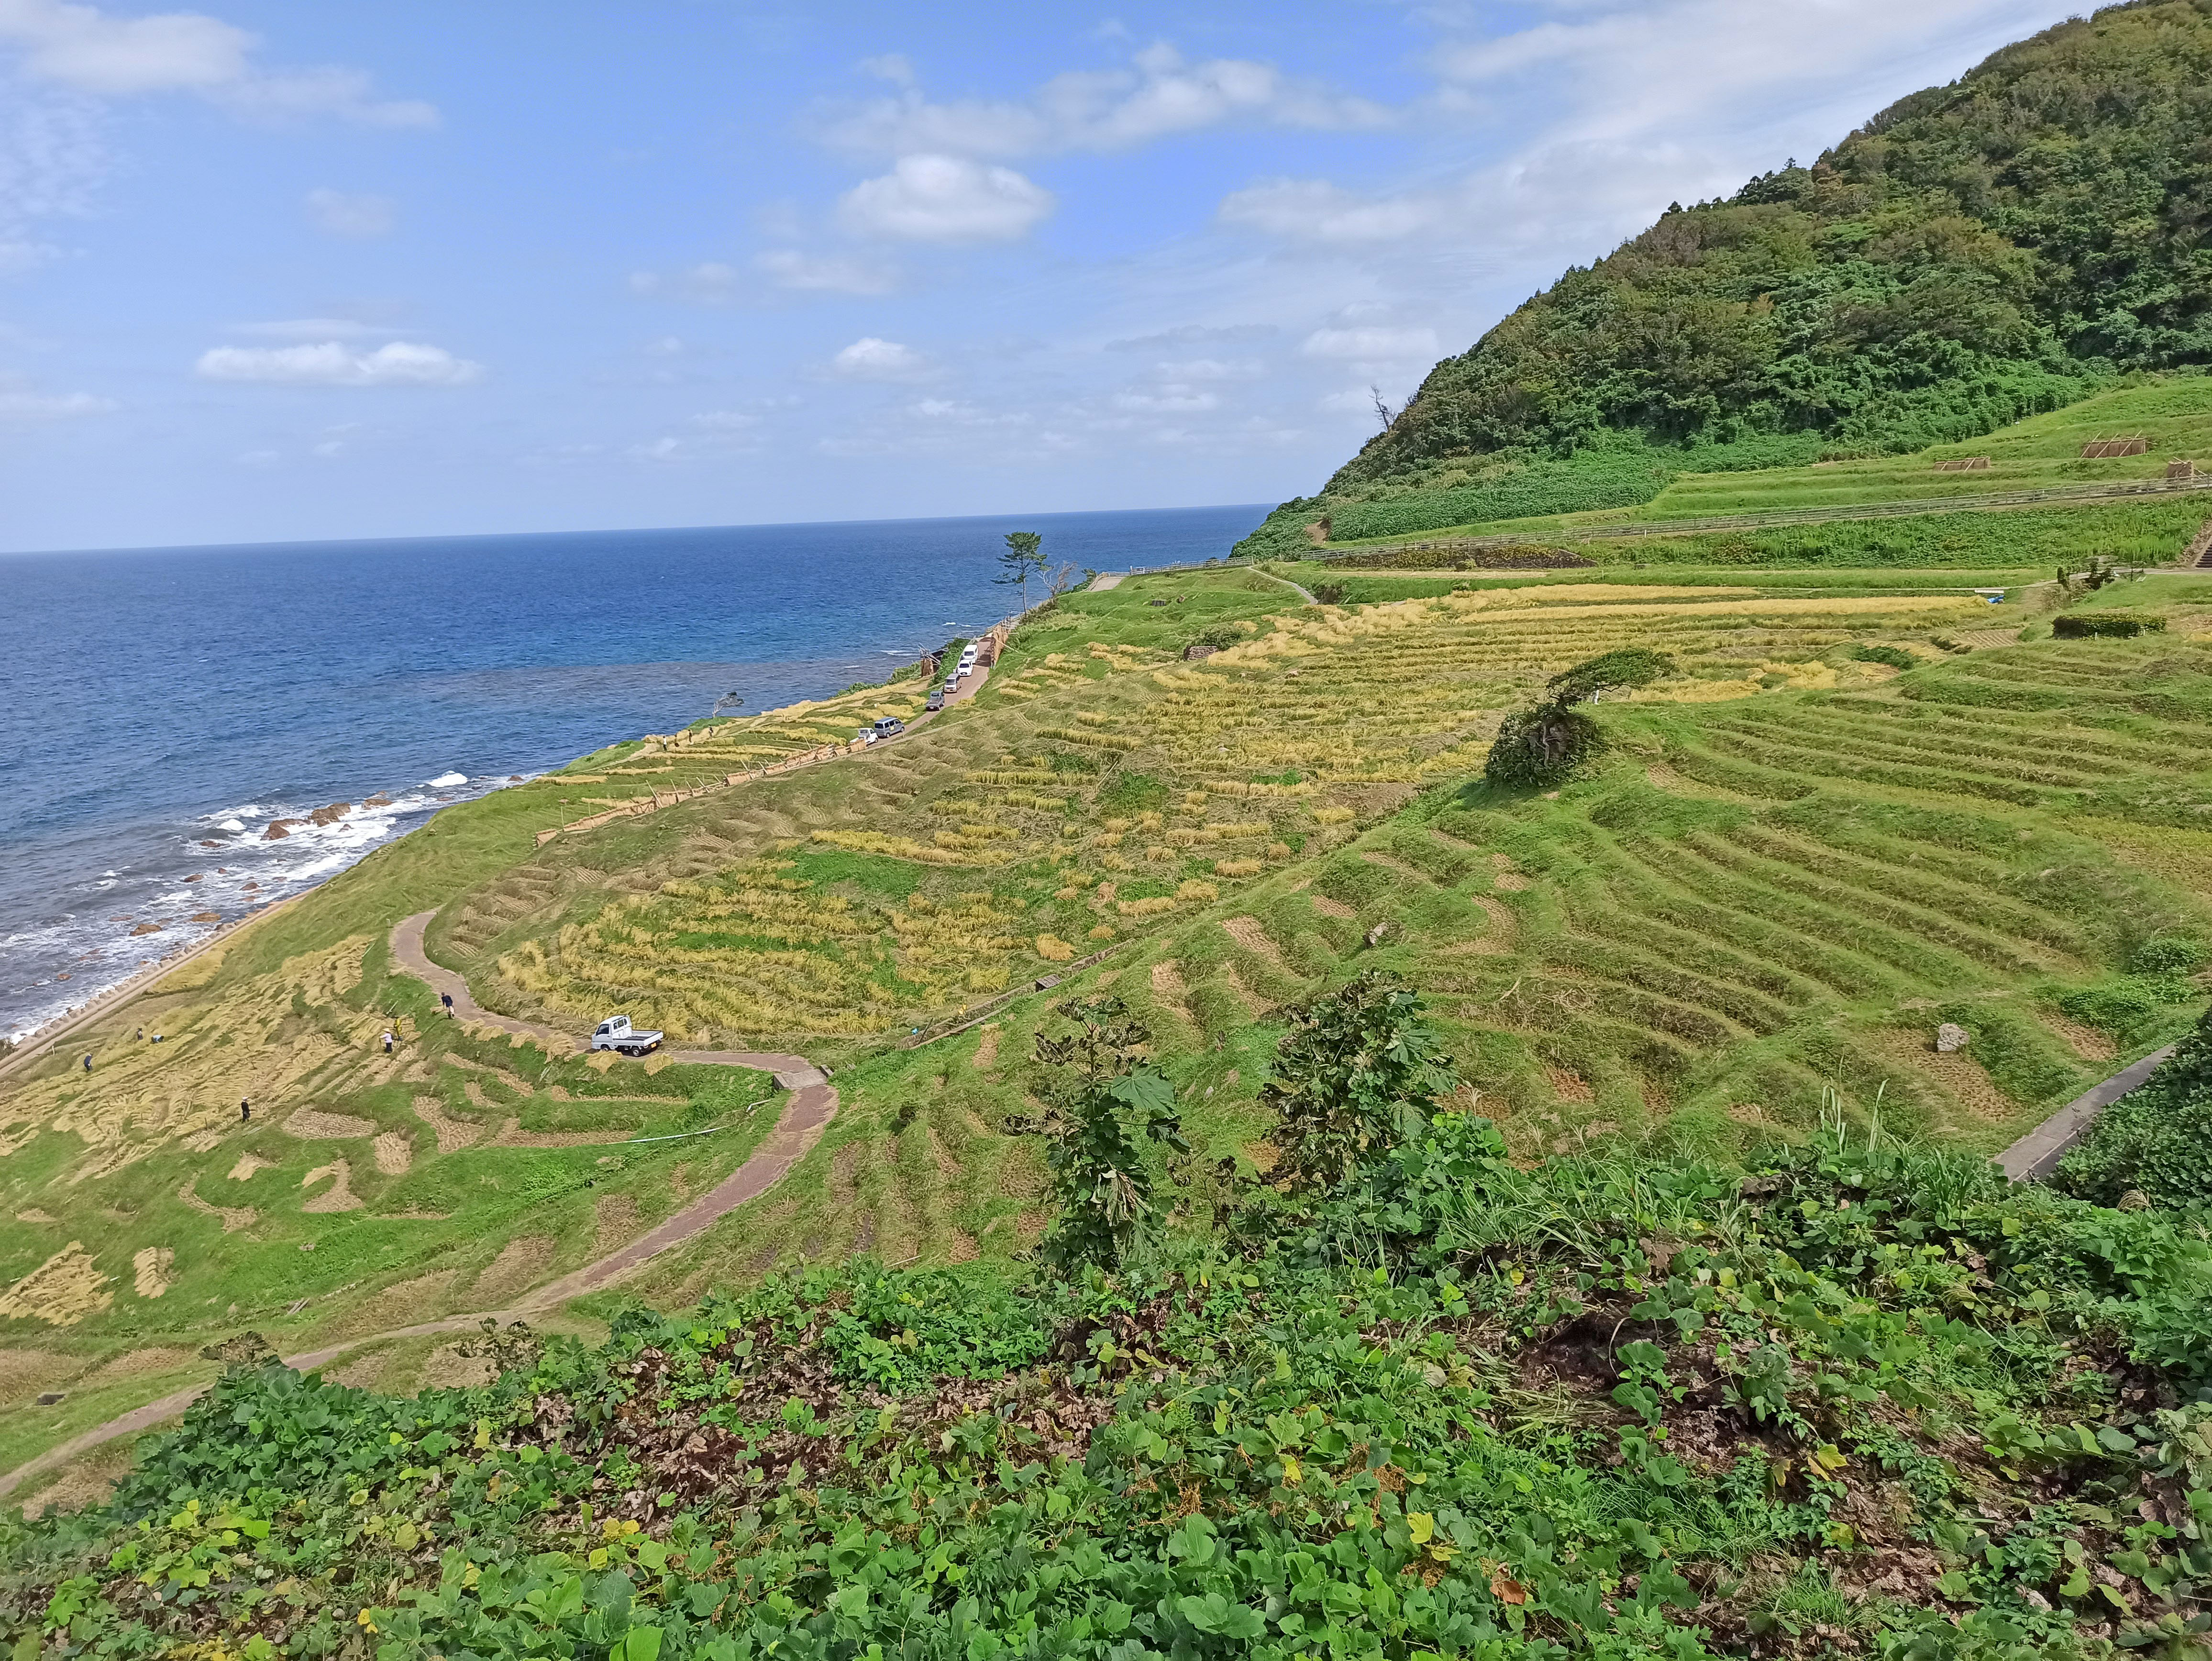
1240, 0, 2212, 555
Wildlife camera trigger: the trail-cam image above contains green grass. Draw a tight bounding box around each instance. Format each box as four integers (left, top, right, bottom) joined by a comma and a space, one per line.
1643, 377, 2212, 519
1305, 376, 2212, 559
8, 562, 2212, 1483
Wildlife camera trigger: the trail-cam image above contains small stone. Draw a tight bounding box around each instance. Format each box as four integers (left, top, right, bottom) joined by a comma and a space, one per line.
1935, 1022, 1969, 1053
1365, 921, 1390, 947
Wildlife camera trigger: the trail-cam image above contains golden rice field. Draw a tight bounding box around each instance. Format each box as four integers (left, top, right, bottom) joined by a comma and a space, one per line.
452, 583, 2008, 1044
4, 565, 2211, 1483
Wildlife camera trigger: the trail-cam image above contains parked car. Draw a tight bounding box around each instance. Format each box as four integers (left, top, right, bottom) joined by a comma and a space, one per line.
872, 716, 906, 738
590, 1015, 662, 1055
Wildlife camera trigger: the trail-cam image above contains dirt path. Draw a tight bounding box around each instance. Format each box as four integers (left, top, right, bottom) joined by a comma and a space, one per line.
1, 913, 839, 1506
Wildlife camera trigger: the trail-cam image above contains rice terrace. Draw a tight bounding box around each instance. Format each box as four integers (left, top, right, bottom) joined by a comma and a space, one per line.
10, 2, 2212, 1655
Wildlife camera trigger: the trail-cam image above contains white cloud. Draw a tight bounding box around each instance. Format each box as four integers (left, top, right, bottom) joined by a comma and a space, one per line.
756, 247, 899, 295
0, 94, 102, 270
0, 0, 436, 124
1219, 178, 1447, 245
0, 384, 112, 418
839, 154, 1053, 243
194, 339, 483, 387
818, 40, 1390, 159
1301, 324, 1439, 361
227, 317, 376, 339
1219, 0, 2074, 258
1105, 323, 1276, 352
628, 262, 740, 303
830, 336, 928, 379
1112, 386, 1219, 413
690, 409, 760, 431
858, 52, 914, 86
305, 187, 393, 237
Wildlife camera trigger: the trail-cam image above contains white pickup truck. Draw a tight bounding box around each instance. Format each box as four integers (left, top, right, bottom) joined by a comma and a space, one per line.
590, 1015, 663, 1056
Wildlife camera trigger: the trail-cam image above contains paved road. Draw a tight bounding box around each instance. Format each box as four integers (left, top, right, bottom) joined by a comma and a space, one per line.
1996, 1041, 2179, 1181
0, 912, 840, 1506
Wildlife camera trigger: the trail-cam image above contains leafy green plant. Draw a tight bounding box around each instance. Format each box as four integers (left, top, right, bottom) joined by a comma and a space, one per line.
2057, 1007, 2212, 1208
1009, 996, 1185, 1267
2052, 612, 2166, 638
1256, 969, 1457, 1194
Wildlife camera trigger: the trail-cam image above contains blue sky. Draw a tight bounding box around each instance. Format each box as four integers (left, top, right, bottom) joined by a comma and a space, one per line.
0, 0, 2078, 553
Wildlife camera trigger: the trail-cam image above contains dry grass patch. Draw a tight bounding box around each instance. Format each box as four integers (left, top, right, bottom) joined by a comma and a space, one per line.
471, 1238, 553, 1305
410, 1096, 483, 1153
1309, 894, 1355, 920
1221, 917, 1291, 973
593, 1193, 641, 1252
80, 1346, 194, 1386
972, 1026, 1001, 1070
1871, 1030, 2018, 1123
2039, 1010, 2119, 1063
282, 1109, 374, 1141
0, 1242, 114, 1327
130, 1247, 174, 1299
225, 1153, 273, 1181
300, 1160, 363, 1214
175, 1180, 254, 1234
372, 1131, 414, 1174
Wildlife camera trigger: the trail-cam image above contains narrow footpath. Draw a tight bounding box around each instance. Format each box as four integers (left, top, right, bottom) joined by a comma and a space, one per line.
0, 912, 839, 1506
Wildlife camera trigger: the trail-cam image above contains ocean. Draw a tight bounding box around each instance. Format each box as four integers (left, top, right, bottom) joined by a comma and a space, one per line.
0, 503, 1272, 1041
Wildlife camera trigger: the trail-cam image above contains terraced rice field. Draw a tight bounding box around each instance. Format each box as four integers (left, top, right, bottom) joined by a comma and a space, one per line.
457, 582, 2007, 1046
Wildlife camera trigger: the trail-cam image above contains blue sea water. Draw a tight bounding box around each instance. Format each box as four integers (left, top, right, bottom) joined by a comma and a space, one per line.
0, 503, 1271, 1039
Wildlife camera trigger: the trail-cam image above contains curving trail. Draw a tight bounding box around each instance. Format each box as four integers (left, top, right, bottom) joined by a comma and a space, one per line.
1, 912, 837, 1506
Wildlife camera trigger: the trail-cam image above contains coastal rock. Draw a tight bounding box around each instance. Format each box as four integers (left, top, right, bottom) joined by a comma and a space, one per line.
130, 922, 163, 936
189, 910, 220, 923
1935, 1022, 1969, 1053
263, 819, 303, 841
200, 839, 221, 848
308, 803, 351, 826
363, 793, 392, 807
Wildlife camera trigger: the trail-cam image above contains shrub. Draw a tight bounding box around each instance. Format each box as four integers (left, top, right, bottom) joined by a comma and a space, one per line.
1257, 970, 1457, 1193
2057, 1007, 2212, 1208
1852, 643, 1919, 670
1007, 997, 1186, 1266
1485, 704, 1604, 787
2053, 612, 2167, 638
2131, 937, 2211, 976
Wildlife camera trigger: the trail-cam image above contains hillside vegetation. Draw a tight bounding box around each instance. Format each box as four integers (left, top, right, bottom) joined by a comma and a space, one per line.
4, 558, 2212, 1656
1237, 0, 2212, 558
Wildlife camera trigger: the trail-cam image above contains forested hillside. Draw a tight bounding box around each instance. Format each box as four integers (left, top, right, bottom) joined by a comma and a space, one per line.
1239, 0, 2212, 554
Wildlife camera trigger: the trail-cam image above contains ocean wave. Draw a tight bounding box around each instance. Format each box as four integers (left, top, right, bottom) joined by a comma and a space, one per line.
2, 773, 525, 1044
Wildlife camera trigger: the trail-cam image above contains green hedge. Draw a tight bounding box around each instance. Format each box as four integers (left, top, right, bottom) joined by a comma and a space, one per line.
2053, 612, 2167, 638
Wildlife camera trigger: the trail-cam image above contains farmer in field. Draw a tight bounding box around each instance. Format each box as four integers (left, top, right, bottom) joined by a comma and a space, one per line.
240, 1098, 250, 1123
82, 1053, 91, 1073
383, 1029, 395, 1055
441, 992, 454, 1018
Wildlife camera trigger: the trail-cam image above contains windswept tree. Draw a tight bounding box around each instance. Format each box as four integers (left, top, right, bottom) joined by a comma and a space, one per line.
996, 531, 1046, 609
1485, 647, 1677, 788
